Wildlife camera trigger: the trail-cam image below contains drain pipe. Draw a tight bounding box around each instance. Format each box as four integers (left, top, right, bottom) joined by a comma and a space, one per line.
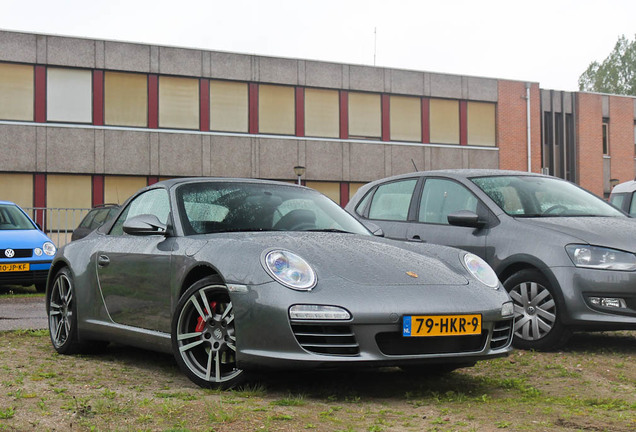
526, 82, 532, 172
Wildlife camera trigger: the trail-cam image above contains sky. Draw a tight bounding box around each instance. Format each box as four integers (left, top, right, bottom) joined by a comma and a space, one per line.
2, 0, 635, 91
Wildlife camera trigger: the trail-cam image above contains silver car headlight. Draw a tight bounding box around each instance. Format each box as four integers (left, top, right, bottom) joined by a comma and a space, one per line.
463, 253, 499, 288
43, 242, 56, 256
566, 245, 636, 271
263, 250, 317, 291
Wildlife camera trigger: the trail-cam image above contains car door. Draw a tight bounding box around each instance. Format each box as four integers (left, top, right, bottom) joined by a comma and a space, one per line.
359, 178, 419, 239
405, 177, 488, 258
95, 188, 175, 333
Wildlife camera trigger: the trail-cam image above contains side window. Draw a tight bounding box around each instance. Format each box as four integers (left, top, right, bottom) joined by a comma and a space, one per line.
630, 194, 636, 216
109, 189, 170, 236
368, 179, 417, 221
419, 179, 478, 224
609, 194, 625, 211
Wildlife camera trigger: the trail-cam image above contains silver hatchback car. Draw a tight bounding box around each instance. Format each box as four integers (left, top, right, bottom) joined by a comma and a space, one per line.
346, 169, 636, 350
609, 178, 636, 217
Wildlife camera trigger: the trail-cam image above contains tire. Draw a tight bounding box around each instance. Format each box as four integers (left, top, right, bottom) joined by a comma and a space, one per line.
503, 269, 571, 351
47, 267, 84, 354
172, 276, 245, 389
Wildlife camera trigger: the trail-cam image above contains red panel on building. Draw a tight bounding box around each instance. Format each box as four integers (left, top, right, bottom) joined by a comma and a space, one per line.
339, 91, 349, 139
200, 79, 210, 132
421, 98, 430, 144
92, 175, 104, 207
459, 100, 468, 146
295, 87, 305, 137
249, 83, 259, 134
381, 94, 390, 141
148, 74, 159, 129
92, 70, 104, 126
147, 176, 159, 186
339, 182, 350, 207
33, 174, 46, 227
34, 65, 46, 123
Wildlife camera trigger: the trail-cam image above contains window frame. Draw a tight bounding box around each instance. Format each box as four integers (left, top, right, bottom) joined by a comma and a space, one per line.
362, 178, 420, 222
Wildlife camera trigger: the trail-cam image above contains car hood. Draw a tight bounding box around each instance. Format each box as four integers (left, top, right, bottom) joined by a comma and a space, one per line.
193, 232, 469, 287
521, 216, 636, 252
0, 229, 51, 248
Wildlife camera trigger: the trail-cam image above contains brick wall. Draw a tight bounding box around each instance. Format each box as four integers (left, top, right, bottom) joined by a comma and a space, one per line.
576, 93, 603, 196
609, 95, 635, 184
497, 81, 542, 172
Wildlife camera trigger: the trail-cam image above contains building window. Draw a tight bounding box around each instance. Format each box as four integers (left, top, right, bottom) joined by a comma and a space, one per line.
390, 95, 421, 142
467, 101, 496, 146
0, 62, 33, 121
104, 71, 148, 127
348, 92, 381, 139
429, 98, 459, 144
305, 88, 339, 138
258, 84, 295, 135
210, 80, 248, 133
0, 173, 33, 209
602, 121, 609, 155
104, 176, 147, 205
305, 181, 340, 203
46, 174, 92, 232
47, 67, 92, 123
159, 76, 199, 130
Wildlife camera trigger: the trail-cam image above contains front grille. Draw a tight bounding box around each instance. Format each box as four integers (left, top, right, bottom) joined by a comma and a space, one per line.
291, 323, 360, 356
490, 319, 514, 350
376, 331, 488, 356
1, 249, 33, 259
0, 270, 48, 285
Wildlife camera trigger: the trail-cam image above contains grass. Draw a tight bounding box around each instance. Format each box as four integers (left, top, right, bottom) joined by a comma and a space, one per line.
0, 330, 634, 431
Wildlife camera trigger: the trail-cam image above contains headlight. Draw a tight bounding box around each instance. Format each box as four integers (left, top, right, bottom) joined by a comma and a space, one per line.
566, 245, 636, 271
43, 242, 56, 256
263, 250, 316, 291
463, 253, 499, 288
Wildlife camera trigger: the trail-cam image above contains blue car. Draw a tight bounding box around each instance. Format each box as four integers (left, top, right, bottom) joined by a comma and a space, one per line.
0, 200, 56, 292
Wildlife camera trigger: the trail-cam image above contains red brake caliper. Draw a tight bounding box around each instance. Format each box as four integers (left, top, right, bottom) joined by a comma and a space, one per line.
195, 302, 217, 332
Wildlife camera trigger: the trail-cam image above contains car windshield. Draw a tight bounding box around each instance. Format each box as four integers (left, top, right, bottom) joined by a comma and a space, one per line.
176, 182, 371, 235
471, 175, 625, 218
0, 204, 37, 230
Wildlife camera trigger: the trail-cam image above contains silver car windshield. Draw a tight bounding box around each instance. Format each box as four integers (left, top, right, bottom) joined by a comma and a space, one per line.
0, 204, 37, 230
176, 182, 371, 235
471, 176, 625, 218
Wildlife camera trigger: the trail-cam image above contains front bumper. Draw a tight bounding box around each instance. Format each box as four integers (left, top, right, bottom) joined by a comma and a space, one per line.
230, 280, 514, 370
0, 261, 51, 286
551, 266, 636, 330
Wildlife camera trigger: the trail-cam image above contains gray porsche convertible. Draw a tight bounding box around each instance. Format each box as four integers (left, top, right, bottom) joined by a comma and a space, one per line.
46, 178, 514, 388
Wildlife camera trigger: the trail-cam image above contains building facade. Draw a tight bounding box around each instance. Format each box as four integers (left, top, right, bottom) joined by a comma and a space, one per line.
0, 30, 635, 229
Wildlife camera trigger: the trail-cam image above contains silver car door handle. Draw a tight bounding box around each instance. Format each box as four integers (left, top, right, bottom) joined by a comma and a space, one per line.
97, 255, 110, 267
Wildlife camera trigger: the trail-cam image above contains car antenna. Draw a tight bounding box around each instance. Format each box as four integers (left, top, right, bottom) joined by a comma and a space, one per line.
411, 158, 419, 172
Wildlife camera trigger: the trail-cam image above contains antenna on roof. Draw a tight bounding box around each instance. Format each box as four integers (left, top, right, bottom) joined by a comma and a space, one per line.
411, 158, 419, 172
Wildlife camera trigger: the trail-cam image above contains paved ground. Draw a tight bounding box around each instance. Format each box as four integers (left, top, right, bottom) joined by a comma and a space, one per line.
0, 296, 47, 331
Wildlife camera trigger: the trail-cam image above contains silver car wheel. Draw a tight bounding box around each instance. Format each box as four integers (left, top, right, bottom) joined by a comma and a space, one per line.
49, 272, 74, 349
509, 281, 556, 341
175, 284, 241, 384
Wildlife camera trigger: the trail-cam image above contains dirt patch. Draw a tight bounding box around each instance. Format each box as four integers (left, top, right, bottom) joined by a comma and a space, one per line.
0, 330, 634, 431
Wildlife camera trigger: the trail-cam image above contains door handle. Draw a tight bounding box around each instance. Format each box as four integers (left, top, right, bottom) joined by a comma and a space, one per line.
97, 255, 110, 267
409, 235, 426, 243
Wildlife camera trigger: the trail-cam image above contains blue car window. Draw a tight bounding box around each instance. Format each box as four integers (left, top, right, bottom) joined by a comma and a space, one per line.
0, 204, 36, 230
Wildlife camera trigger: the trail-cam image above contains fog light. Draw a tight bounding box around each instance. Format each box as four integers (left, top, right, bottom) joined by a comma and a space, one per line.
589, 297, 627, 309
34, 248, 43, 256
289, 305, 351, 320
501, 301, 514, 317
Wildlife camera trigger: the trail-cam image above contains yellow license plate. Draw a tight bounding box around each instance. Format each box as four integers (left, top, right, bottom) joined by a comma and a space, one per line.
0, 263, 30, 272
403, 314, 482, 337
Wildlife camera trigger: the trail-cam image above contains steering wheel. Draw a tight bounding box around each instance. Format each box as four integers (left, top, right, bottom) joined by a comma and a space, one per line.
542, 204, 567, 215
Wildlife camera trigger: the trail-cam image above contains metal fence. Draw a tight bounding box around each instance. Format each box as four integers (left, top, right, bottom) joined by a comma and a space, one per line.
24, 207, 91, 248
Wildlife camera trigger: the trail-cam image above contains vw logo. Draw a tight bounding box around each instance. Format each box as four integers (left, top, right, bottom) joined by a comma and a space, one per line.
5, 249, 15, 258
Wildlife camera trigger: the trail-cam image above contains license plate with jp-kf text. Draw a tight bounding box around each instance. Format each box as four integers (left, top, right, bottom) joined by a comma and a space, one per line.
0, 263, 29, 272
403, 314, 482, 337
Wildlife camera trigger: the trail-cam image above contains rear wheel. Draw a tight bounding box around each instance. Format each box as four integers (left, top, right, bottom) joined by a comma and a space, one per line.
172, 276, 245, 389
503, 269, 570, 351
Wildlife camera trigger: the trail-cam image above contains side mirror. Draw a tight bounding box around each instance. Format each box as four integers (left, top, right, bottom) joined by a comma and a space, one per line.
363, 221, 385, 237
123, 214, 167, 236
447, 210, 486, 228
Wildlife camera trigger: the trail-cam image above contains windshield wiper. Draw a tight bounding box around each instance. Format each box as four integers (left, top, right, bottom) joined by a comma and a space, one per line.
305, 228, 354, 234
206, 227, 281, 233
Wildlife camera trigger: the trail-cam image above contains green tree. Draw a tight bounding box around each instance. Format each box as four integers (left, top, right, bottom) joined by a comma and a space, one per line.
578, 34, 636, 95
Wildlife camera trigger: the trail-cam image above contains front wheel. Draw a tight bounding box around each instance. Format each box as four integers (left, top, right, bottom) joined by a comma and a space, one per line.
503, 269, 571, 351
172, 276, 245, 389
48, 267, 82, 354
